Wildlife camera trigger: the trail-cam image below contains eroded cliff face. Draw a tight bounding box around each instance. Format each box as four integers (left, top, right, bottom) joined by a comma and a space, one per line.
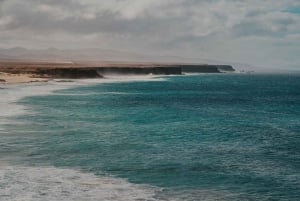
0, 61, 235, 79
96, 67, 182, 76
216, 65, 235, 72
181, 65, 235, 73
36, 68, 102, 79
181, 65, 220, 73
35, 67, 182, 78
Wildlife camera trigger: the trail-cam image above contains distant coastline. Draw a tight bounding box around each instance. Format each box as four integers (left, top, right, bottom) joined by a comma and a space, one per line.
0, 61, 235, 84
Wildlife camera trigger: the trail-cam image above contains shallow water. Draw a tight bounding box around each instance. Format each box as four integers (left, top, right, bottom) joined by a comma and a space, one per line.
1, 74, 300, 200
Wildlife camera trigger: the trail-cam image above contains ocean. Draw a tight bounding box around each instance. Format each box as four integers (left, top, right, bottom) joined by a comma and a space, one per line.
1, 74, 300, 200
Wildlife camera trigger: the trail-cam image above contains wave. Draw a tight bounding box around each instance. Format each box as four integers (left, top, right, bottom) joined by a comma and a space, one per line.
0, 165, 158, 201
0, 76, 164, 126
0, 77, 168, 201
0, 165, 243, 201
79, 74, 167, 83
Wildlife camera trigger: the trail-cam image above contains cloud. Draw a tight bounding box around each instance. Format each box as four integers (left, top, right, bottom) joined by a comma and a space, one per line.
232, 12, 299, 37
0, 0, 5, 9
1, 0, 299, 37
0, 0, 300, 69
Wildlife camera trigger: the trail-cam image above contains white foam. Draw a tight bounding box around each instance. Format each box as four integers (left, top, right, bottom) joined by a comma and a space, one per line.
80, 74, 166, 83
0, 82, 77, 118
0, 76, 168, 201
0, 166, 158, 201
0, 82, 78, 133
0, 76, 165, 128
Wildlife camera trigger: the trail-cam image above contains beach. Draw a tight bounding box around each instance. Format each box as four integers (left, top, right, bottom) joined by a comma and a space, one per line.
0, 72, 49, 84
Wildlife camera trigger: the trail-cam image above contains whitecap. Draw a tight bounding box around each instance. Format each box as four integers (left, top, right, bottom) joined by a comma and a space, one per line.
0, 76, 164, 126
0, 76, 172, 201
0, 166, 158, 201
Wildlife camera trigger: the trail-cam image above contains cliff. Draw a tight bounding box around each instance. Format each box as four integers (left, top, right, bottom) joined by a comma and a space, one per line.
36, 68, 102, 79
0, 61, 235, 79
181, 65, 235, 73
97, 67, 181, 75
216, 65, 235, 72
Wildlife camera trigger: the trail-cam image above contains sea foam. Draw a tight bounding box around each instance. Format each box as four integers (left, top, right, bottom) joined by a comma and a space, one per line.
0, 166, 157, 201
0, 76, 166, 201
0, 76, 164, 127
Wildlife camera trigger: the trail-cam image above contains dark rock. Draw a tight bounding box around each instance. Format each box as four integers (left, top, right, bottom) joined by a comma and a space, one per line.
216, 65, 235, 72
36, 68, 103, 79
181, 65, 220, 73
97, 67, 182, 75
181, 65, 235, 73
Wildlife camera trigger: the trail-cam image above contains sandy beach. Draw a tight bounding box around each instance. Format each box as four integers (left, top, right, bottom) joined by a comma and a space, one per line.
0, 72, 48, 84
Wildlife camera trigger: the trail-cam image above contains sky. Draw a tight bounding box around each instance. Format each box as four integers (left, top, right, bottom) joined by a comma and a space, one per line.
0, 0, 300, 70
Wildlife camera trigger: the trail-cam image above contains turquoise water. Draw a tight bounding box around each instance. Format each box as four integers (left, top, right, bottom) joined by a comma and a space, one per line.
2, 74, 300, 200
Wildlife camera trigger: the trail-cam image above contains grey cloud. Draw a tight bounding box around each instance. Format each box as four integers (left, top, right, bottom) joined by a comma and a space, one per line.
0, 0, 300, 70
232, 13, 298, 38
232, 22, 281, 37
272, 17, 295, 26
0, 0, 5, 9
1, 0, 192, 39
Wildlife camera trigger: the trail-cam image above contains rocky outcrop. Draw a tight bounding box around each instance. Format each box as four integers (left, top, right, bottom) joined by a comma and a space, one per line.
0, 61, 235, 79
34, 67, 182, 78
181, 65, 220, 73
36, 68, 102, 79
216, 65, 235, 72
181, 65, 235, 73
97, 67, 182, 75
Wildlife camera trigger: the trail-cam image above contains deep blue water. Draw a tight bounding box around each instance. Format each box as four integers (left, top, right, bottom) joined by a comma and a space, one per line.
3, 74, 300, 200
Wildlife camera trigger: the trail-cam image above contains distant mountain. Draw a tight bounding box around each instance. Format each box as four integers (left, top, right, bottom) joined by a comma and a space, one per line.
0, 47, 255, 71
0, 47, 153, 63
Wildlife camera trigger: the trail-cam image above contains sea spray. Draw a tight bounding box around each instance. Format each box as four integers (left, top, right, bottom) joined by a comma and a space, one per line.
0, 166, 158, 201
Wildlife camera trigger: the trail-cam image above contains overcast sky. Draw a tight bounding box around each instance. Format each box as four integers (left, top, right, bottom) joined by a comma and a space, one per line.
1, 0, 300, 69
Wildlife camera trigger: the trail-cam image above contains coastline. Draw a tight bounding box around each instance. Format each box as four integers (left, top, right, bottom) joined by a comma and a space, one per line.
0, 74, 164, 117
0, 74, 165, 153
0, 74, 164, 144
0, 74, 170, 170
0, 75, 166, 200
0, 72, 49, 84
1, 74, 299, 200
0, 61, 235, 84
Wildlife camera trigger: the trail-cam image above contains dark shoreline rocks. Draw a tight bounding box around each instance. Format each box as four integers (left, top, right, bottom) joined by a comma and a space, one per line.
97, 67, 182, 76
36, 68, 103, 79
0, 62, 235, 79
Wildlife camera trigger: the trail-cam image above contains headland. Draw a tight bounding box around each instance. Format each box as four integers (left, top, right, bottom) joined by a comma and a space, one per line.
0, 61, 235, 84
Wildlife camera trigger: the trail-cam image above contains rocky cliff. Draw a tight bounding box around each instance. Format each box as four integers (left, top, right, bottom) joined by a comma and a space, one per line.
181, 65, 235, 73
216, 65, 235, 72
97, 67, 182, 75
0, 61, 235, 79
36, 68, 102, 79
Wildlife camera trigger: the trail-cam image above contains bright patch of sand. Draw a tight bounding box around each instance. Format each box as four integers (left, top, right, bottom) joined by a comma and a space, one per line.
0, 72, 48, 84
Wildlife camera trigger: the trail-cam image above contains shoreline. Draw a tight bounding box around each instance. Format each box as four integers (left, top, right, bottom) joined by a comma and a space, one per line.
0, 61, 235, 84
0, 72, 50, 84
0, 74, 164, 116
0, 74, 165, 133
0, 75, 165, 200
